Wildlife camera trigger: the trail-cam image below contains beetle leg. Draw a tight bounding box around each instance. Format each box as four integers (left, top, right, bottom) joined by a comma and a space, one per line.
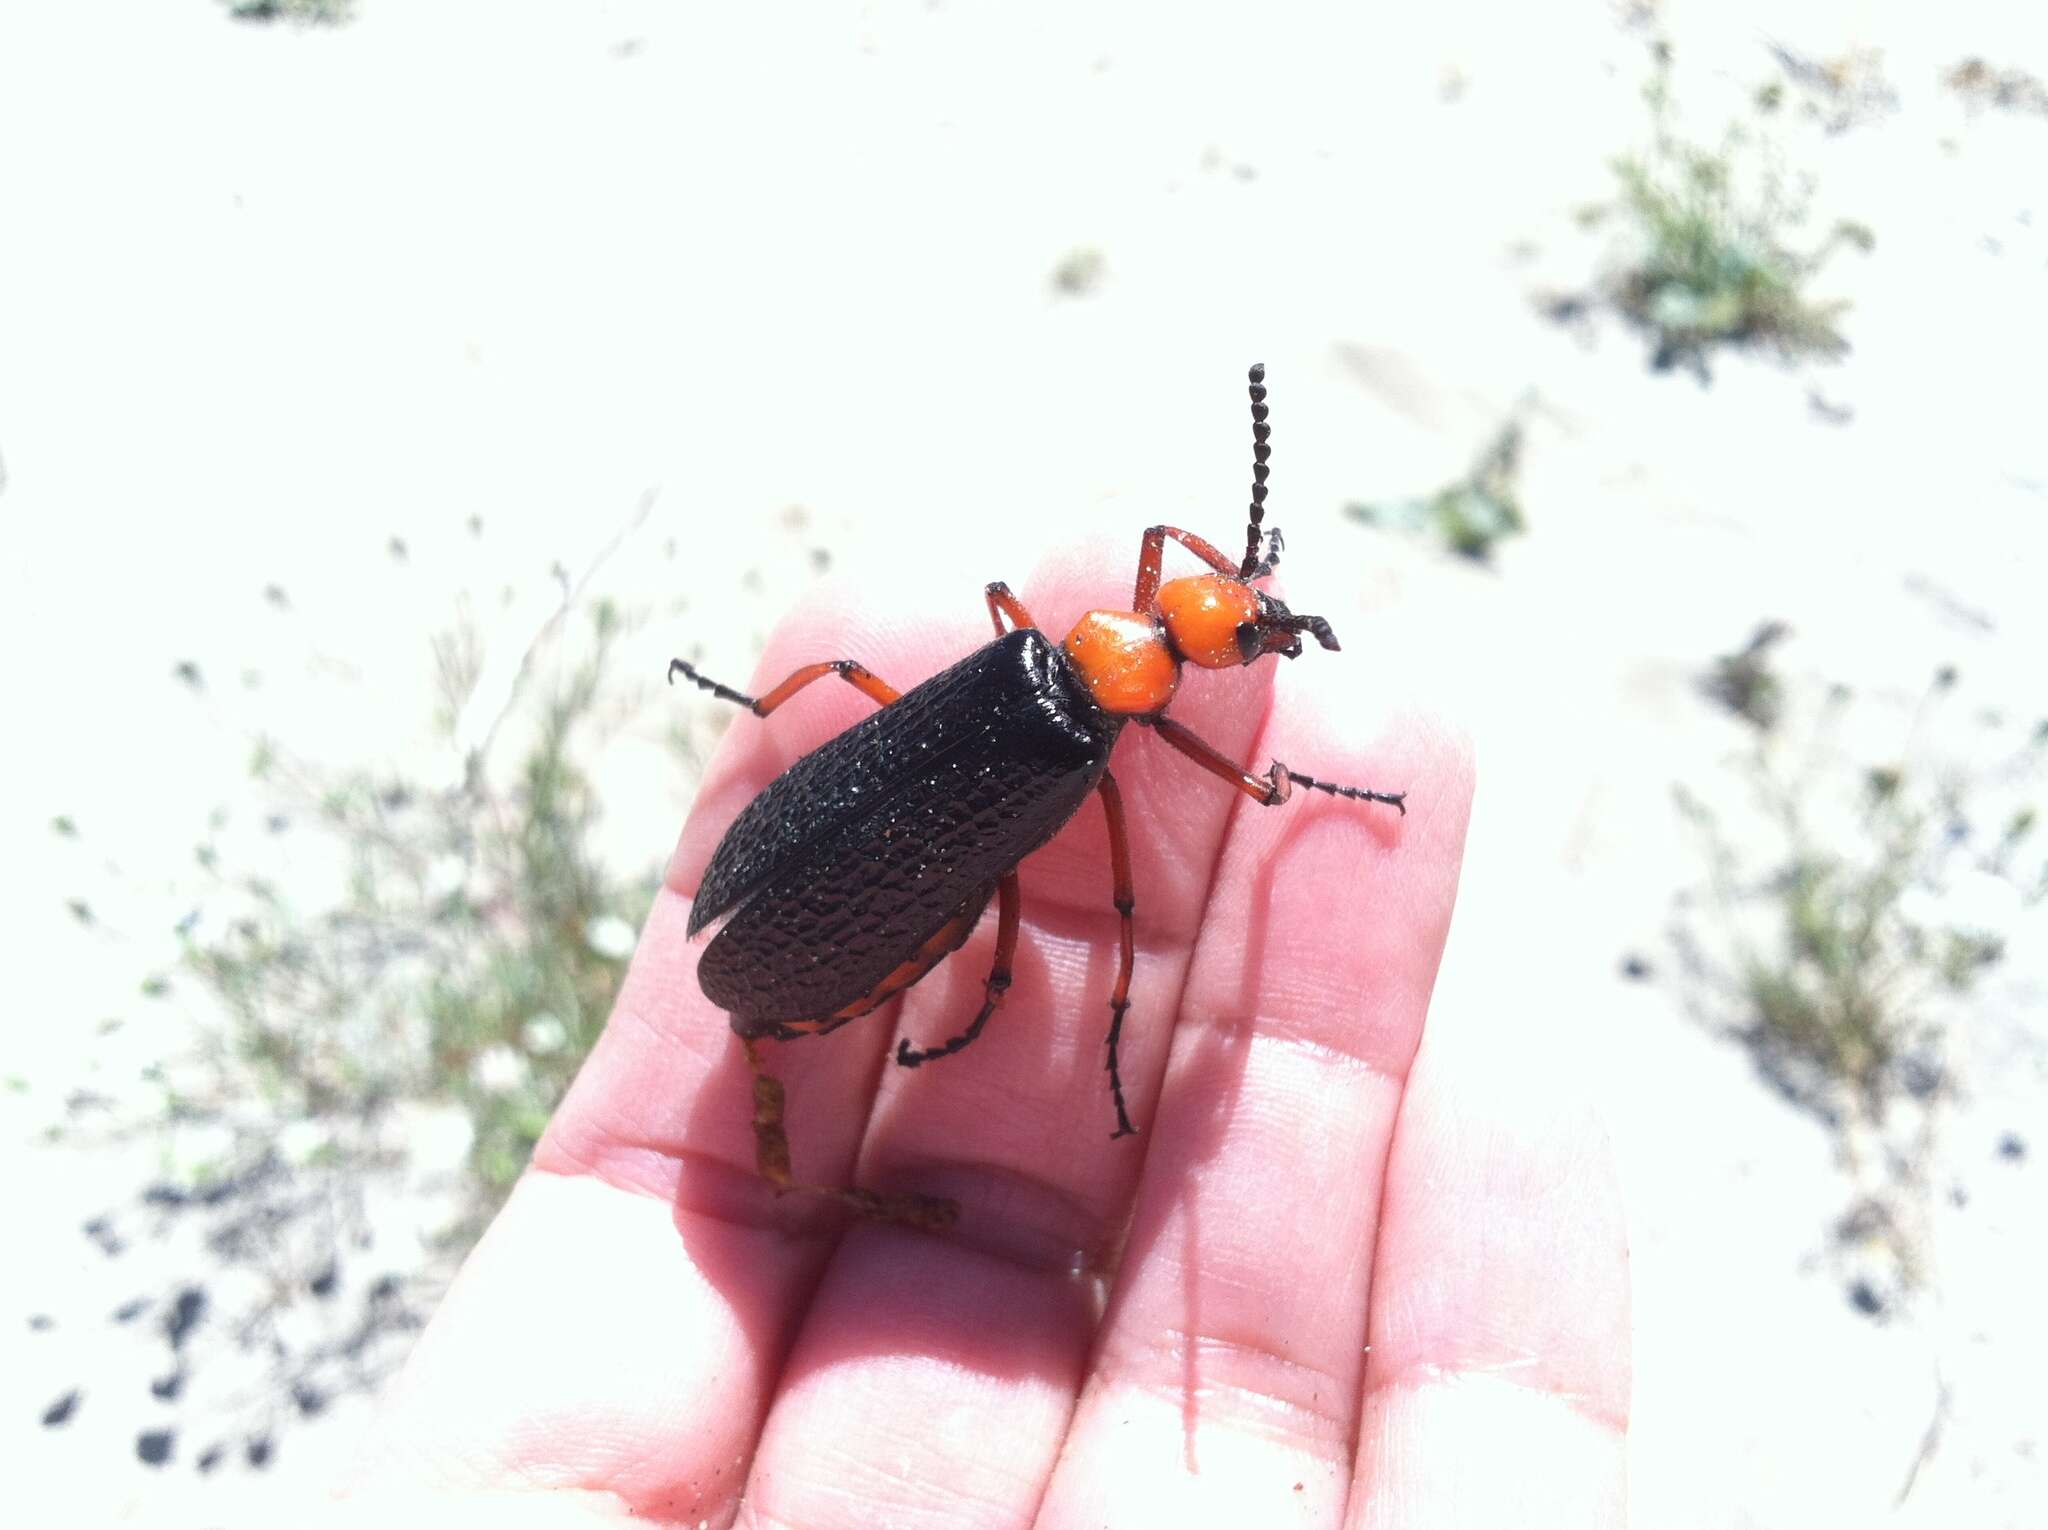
895, 872, 1021, 1068
1131, 525, 1245, 610
742, 1037, 798, 1187
1148, 716, 1406, 815
984, 581, 1041, 637
740, 1038, 960, 1231
667, 657, 901, 716
1094, 770, 1140, 1138
726, 889, 993, 1230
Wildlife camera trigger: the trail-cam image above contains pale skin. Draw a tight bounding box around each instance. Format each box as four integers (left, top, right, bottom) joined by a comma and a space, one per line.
346, 555, 1631, 1529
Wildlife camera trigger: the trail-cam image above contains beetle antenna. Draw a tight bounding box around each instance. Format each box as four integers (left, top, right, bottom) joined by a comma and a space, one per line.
1285, 610, 1340, 651
1240, 363, 1273, 579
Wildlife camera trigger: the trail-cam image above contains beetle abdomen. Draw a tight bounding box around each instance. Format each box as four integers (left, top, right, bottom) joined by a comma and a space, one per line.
693, 628, 1114, 1025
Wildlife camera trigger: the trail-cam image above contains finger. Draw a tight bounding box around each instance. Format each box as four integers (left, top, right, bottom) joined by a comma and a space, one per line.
1348, 924, 1631, 1528
1036, 686, 1472, 1528
736, 539, 1282, 1529
355, 585, 969, 1518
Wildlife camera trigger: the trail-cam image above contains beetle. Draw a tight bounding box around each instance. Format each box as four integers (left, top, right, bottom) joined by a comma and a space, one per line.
671, 364, 1406, 1227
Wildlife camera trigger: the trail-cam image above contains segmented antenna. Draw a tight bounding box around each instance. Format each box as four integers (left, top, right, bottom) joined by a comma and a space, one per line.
1241, 363, 1273, 578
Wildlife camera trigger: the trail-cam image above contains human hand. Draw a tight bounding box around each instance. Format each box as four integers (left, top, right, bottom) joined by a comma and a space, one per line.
349, 553, 1629, 1528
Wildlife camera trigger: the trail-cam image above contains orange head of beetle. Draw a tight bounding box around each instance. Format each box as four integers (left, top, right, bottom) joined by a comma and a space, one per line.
1156, 571, 1341, 671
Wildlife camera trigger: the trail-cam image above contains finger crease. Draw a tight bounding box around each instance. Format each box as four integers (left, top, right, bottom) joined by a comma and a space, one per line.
1119, 1327, 1357, 1450
1364, 1357, 1631, 1438
1177, 1010, 1412, 1094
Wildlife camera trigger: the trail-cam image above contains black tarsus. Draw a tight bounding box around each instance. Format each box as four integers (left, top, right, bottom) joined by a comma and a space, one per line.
895, 969, 1011, 1068
1278, 763, 1407, 815
1105, 994, 1137, 1138
1240, 363, 1274, 579
668, 656, 760, 714
897, 875, 1021, 1068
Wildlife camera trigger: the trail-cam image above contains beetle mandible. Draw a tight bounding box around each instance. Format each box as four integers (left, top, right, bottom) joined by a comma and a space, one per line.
671, 364, 1406, 1228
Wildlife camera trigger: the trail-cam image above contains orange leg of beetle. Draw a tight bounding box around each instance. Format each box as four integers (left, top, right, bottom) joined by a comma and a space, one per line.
984, 581, 1040, 636
1131, 526, 1243, 610
740, 1039, 959, 1230
1150, 715, 1407, 814
1094, 770, 1140, 1138
661, 635, 956, 1235
895, 871, 1022, 1067
667, 656, 901, 714
1135, 365, 1286, 602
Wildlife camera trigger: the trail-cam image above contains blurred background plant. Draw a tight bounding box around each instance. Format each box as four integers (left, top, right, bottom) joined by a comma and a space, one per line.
45, 563, 671, 1466
1346, 415, 1527, 563
1946, 56, 2048, 119
1570, 34, 1875, 377
1050, 246, 1109, 297
1677, 655, 2042, 1315
224, 0, 353, 25
186, 595, 653, 1217
1700, 620, 1792, 731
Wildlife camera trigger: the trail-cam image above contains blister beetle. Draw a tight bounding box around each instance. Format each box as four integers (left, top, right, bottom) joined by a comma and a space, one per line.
672, 364, 1406, 1227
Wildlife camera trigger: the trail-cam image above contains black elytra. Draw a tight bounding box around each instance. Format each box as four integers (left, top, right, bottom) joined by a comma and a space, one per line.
690, 628, 1114, 1030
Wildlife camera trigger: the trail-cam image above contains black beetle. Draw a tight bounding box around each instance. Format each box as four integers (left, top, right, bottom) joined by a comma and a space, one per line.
672, 364, 1406, 1226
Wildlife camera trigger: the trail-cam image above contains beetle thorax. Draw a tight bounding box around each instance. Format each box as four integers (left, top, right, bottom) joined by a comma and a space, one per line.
1061, 609, 1180, 716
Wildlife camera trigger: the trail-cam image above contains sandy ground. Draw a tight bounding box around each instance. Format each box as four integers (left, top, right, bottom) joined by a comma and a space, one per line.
3, 1, 2044, 1524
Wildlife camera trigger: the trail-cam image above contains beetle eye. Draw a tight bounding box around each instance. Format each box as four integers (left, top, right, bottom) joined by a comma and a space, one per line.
1234, 621, 1263, 664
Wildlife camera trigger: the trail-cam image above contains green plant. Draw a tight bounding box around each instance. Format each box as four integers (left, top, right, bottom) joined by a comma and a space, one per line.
1347, 418, 1526, 562
49, 528, 689, 1464
187, 600, 657, 1213
1676, 669, 2041, 1309
1701, 620, 1791, 731
1581, 38, 1873, 376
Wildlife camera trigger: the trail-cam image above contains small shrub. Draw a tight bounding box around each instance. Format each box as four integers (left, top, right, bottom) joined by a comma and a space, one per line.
1675, 665, 2041, 1310
53, 545, 683, 1466
1347, 418, 1526, 563
1701, 620, 1791, 731
186, 600, 657, 1213
1576, 37, 1873, 377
